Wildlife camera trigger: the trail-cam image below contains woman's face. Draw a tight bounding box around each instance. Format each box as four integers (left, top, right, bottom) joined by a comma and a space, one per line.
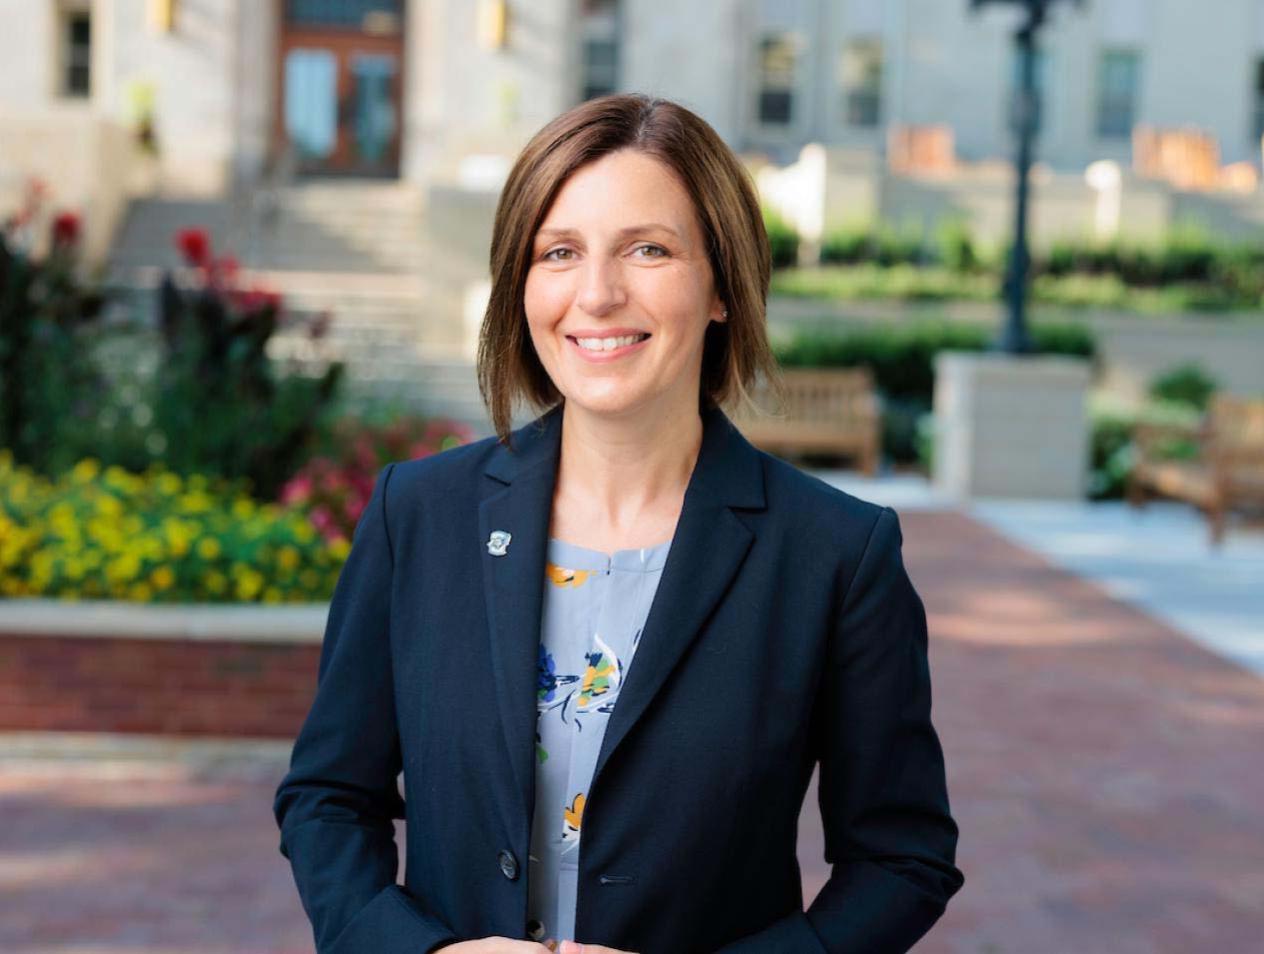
523, 148, 725, 421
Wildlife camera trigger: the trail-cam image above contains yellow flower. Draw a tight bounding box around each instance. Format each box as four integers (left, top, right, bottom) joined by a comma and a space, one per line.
130, 582, 153, 602
263, 586, 283, 603
328, 537, 351, 561
139, 536, 166, 561
156, 472, 183, 495
234, 567, 264, 600
106, 551, 142, 584
232, 497, 256, 519
196, 537, 222, 560
163, 517, 193, 557
149, 566, 175, 590
277, 545, 300, 572
291, 519, 316, 544
94, 494, 123, 518
71, 458, 101, 484
178, 490, 214, 514
205, 570, 228, 595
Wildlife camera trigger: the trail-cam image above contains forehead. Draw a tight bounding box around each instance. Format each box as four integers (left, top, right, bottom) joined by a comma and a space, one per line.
536, 150, 699, 236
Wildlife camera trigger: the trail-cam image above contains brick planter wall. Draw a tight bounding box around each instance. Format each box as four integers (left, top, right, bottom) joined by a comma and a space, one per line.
0, 602, 327, 739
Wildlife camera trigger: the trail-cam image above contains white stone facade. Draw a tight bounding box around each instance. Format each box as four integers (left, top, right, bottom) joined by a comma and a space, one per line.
3, 0, 1264, 197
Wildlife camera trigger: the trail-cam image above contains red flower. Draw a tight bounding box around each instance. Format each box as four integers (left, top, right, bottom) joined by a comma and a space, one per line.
229, 285, 282, 316
175, 227, 212, 267
51, 211, 81, 248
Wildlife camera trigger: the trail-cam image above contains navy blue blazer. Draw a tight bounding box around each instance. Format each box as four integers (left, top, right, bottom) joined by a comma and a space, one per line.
274, 401, 963, 954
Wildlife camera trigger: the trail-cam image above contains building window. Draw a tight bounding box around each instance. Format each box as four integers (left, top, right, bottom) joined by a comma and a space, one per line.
757, 32, 800, 126
1096, 48, 1140, 138
61, 8, 91, 98
580, 0, 619, 101
840, 37, 883, 127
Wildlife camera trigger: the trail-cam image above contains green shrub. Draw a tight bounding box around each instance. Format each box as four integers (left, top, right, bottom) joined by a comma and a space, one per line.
1087, 393, 1203, 500
770, 264, 999, 302
0, 184, 111, 477
149, 229, 345, 500
774, 318, 1094, 399
773, 318, 1097, 463
1148, 362, 1219, 411
871, 224, 927, 267
762, 207, 800, 269
819, 223, 870, 264
936, 218, 979, 273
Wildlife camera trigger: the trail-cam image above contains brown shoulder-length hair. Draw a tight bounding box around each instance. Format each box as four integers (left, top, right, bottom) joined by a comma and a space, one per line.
476, 92, 785, 448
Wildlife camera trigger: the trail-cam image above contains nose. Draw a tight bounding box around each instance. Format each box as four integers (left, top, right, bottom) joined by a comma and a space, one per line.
576, 252, 627, 317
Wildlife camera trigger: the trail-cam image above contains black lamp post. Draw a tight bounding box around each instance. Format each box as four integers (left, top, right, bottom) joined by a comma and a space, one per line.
970, 0, 1083, 354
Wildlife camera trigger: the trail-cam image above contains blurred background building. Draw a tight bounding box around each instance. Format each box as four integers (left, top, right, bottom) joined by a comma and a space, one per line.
12, 0, 1264, 190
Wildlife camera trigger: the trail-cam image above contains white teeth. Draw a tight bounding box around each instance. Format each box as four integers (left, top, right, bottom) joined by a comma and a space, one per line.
573, 334, 648, 352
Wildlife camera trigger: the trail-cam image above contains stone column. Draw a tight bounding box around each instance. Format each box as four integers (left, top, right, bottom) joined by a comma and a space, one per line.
933, 352, 1094, 500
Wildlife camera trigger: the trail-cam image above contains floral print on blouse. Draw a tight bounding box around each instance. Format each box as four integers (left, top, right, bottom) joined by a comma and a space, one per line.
525, 534, 673, 945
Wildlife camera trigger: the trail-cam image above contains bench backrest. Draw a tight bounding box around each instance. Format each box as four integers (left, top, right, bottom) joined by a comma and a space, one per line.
737, 367, 879, 428
1208, 394, 1264, 477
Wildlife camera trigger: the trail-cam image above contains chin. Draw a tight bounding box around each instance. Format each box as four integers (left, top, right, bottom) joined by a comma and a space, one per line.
562, 390, 649, 418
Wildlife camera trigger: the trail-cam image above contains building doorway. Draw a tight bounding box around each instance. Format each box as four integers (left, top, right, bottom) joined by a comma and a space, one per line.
276, 0, 405, 177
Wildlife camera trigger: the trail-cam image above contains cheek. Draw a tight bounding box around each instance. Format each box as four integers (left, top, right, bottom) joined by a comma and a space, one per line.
523, 270, 570, 323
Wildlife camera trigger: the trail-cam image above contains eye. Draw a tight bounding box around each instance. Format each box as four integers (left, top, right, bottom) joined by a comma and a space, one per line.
541, 247, 573, 262
634, 244, 668, 258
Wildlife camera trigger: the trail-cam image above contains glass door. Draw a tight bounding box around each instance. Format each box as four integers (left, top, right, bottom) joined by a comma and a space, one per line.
276, 2, 404, 176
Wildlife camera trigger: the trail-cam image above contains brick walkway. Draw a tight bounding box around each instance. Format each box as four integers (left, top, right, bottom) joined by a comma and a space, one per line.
2, 510, 1262, 952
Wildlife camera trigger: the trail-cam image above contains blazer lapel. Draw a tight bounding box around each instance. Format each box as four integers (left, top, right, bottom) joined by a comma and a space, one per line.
478, 401, 767, 828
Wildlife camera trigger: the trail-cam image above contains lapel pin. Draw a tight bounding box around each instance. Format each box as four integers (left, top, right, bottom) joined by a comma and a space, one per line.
487, 530, 512, 556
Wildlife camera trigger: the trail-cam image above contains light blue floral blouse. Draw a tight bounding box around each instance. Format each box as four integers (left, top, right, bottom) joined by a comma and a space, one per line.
525, 534, 674, 944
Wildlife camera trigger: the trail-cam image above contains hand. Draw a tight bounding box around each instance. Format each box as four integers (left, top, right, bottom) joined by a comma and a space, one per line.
557, 942, 639, 954
438, 940, 555, 952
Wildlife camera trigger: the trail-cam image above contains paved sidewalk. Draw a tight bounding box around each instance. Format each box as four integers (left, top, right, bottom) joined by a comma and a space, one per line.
820, 471, 1264, 676
2, 508, 1262, 952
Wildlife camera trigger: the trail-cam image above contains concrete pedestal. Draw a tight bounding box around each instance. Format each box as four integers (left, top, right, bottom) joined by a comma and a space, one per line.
933, 352, 1093, 500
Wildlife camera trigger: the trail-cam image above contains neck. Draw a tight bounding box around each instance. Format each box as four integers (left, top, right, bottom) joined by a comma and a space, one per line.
554, 397, 703, 534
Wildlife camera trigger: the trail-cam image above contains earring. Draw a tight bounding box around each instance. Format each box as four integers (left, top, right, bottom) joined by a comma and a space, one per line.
721, 309, 728, 318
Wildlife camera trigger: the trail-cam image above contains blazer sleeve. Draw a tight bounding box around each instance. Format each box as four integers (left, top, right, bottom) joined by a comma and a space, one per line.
272, 462, 460, 954
713, 505, 965, 954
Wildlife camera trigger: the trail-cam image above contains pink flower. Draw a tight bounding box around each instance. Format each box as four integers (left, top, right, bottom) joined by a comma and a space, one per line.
309, 506, 335, 535
279, 474, 313, 505
345, 497, 366, 524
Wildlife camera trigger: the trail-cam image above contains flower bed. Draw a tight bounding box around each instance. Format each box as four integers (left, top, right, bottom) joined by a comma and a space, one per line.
0, 452, 348, 603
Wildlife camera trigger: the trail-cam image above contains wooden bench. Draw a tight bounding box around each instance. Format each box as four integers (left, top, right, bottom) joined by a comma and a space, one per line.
729, 367, 882, 475
1125, 393, 1264, 546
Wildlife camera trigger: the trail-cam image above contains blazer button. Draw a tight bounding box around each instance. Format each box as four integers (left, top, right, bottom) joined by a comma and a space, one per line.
498, 849, 519, 880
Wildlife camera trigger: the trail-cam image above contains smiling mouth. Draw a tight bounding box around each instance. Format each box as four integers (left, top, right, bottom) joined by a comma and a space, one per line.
566, 333, 651, 353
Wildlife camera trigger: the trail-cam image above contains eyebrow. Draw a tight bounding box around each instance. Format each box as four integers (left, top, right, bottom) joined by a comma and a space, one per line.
535, 223, 682, 241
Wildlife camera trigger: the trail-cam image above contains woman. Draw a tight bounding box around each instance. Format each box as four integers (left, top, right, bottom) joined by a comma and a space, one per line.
274, 93, 964, 954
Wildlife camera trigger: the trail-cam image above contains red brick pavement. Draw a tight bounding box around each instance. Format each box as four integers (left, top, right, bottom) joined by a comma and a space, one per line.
2, 510, 1261, 952
796, 510, 1264, 953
